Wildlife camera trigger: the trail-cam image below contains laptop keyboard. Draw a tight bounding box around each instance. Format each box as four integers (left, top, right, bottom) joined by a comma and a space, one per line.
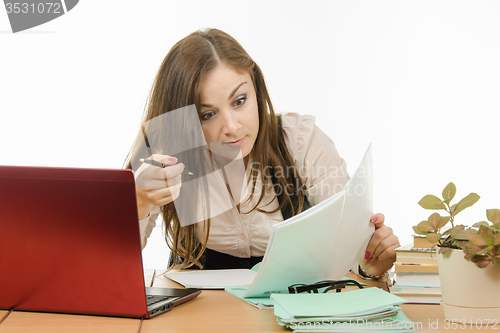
146, 295, 174, 306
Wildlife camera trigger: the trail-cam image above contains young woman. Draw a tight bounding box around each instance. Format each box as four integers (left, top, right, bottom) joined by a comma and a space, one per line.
125, 28, 400, 279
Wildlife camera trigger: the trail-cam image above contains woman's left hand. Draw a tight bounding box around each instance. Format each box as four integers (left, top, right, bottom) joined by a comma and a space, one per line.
358, 213, 400, 277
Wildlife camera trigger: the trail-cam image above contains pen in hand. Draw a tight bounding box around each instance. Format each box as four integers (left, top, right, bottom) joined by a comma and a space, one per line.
139, 158, 194, 176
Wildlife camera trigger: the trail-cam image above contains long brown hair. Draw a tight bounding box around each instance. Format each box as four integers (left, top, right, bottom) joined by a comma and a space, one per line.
125, 28, 307, 269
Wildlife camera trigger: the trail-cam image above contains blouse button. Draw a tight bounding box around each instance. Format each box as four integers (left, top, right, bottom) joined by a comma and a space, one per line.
239, 233, 246, 240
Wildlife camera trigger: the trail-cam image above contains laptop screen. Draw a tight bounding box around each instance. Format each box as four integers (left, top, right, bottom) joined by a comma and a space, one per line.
0, 166, 150, 317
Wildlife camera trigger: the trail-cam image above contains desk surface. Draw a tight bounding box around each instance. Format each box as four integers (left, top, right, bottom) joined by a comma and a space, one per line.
0, 271, 488, 333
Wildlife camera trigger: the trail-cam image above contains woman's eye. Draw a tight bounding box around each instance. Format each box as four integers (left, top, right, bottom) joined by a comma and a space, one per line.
201, 111, 215, 121
233, 96, 247, 107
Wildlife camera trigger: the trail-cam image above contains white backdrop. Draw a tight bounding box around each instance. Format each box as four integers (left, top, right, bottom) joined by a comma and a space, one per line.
2, 1, 499, 269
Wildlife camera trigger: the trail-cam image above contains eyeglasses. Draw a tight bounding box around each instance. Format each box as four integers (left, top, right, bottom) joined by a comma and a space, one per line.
288, 279, 364, 294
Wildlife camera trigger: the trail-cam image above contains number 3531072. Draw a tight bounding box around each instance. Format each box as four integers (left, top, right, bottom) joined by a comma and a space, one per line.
444, 319, 498, 329
5, 3, 62, 14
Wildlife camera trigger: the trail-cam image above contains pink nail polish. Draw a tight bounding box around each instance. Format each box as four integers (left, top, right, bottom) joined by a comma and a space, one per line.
168, 157, 177, 162
364, 251, 371, 262
371, 216, 378, 223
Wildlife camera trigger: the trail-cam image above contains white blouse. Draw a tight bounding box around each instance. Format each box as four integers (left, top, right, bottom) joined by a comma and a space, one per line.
138, 112, 350, 258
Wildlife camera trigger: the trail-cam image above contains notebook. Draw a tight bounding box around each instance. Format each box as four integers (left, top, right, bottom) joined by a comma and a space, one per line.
0, 165, 201, 318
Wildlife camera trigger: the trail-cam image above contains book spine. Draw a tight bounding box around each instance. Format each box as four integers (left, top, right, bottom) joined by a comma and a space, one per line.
394, 264, 439, 274
396, 263, 438, 266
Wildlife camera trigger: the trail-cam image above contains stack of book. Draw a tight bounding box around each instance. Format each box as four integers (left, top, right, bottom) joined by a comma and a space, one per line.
390, 236, 441, 304
412, 234, 436, 249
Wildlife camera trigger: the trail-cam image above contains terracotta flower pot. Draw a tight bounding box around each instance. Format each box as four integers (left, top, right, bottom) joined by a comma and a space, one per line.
438, 249, 500, 322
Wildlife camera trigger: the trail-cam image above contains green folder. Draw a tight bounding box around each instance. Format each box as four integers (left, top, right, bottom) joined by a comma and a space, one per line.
286, 311, 415, 333
271, 288, 407, 317
270, 288, 415, 332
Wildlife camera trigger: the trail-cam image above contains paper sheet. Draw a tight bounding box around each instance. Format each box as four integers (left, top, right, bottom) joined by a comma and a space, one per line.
243, 144, 375, 297
271, 288, 406, 317
164, 145, 375, 298
225, 287, 274, 309
225, 278, 368, 310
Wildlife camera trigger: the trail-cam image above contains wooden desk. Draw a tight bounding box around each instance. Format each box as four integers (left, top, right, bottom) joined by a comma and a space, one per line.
0, 311, 8, 324
142, 273, 287, 333
142, 272, 489, 332
0, 311, 140, 333
0, 271, 490, 332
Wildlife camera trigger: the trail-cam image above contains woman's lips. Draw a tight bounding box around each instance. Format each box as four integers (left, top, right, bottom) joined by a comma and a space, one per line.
223, 137, 245, 147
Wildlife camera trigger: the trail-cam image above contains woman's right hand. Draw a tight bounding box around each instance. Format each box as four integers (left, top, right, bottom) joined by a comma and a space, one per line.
134, 154, 186, 220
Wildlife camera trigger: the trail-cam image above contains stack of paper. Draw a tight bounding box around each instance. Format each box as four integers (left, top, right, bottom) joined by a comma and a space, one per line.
271, 288, 415, 332
164, 269, 257, 289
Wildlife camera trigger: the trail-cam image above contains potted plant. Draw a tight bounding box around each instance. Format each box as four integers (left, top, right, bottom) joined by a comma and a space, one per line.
412, 182, 500, 322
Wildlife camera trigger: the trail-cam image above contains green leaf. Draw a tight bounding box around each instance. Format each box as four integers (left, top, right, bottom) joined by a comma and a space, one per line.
427, 213, 442, 230
442, 182, 456, 205
443, 228, 454, 236
426, 232, 441, 244
416, 220, 434, 233
450, 203, 458, 214
495, 254, 500, 264
470, 234, 488, 246
478, 225, 494, 242
412, 225, 427, 235
471, 256, 491, 268
494, 233, 500, 246
442, 225, 464, 236
492, 222, 500, 231
453, 193, 480, 215
454, 240, 467, 250
487, 209, 500, 223
418, 195, 446, 210
438, 247, 453, 255
437, 216, 450, 229
451, 228, 477, 240
441, 229, 453, 236
472, 221, 489, 228
459, 240, 484, 254
477, 248, 489, 256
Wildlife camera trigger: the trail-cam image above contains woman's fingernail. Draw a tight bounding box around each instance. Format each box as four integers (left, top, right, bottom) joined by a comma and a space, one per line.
365, 251, 371, 262
371, 216, 378, 223
168, 157, 177, 162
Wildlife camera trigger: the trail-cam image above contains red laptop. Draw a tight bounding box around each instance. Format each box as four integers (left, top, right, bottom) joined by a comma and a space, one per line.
0, 165, 200, 318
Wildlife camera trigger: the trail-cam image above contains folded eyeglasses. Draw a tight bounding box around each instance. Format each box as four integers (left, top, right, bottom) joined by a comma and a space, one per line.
288, 279, 364, 294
